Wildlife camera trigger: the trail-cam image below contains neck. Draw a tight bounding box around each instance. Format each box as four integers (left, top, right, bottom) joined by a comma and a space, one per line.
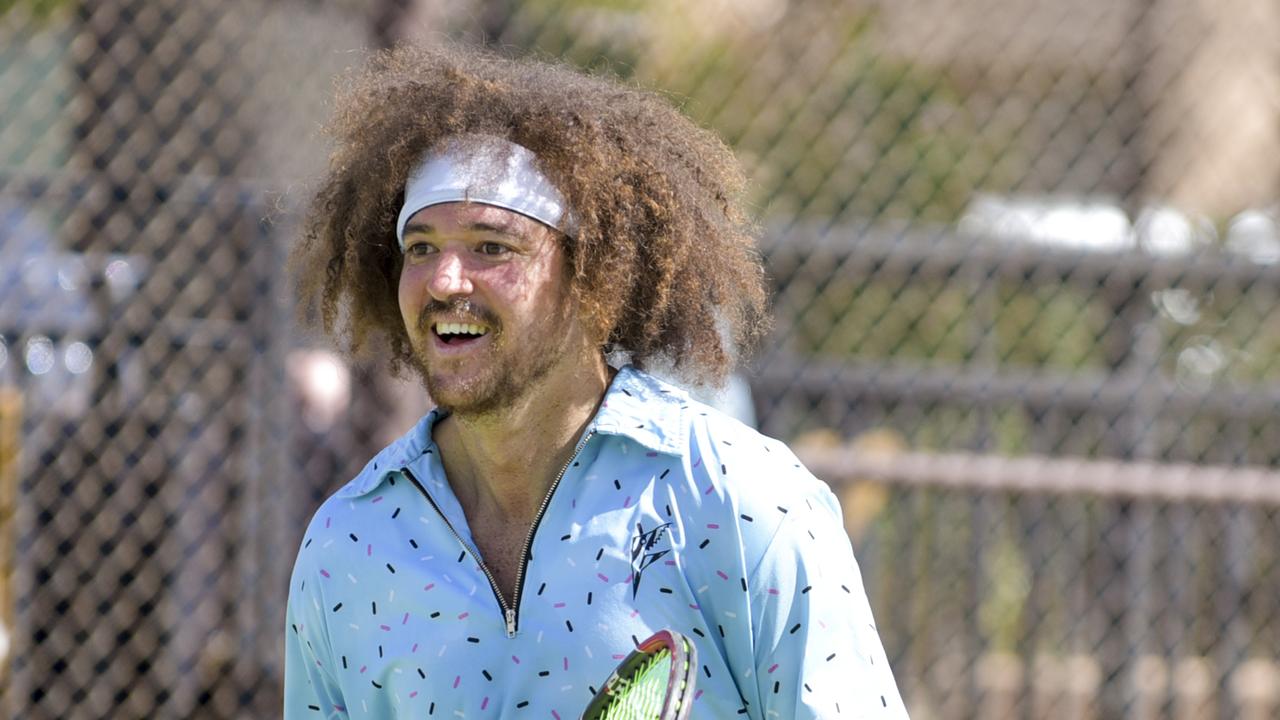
435, 354, 612, 524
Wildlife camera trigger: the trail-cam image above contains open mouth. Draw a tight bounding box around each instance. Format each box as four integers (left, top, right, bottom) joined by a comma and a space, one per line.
432, 321, 490, 346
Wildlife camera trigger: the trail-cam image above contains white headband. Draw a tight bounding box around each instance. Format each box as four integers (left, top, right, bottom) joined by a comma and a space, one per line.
396, 135, 575, 249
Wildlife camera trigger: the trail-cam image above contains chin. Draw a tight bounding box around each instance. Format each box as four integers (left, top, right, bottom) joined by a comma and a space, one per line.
423, 372, 507, 416
412, 339, 564, 416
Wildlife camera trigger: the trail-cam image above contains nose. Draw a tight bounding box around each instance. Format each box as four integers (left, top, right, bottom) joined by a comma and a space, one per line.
426, 250, 474, 301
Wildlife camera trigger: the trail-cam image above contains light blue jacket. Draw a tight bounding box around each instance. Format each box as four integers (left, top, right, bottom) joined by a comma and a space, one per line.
285, 366, 908, 718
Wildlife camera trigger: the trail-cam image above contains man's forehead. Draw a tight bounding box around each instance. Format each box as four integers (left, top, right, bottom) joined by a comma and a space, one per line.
403, 202, 550, 238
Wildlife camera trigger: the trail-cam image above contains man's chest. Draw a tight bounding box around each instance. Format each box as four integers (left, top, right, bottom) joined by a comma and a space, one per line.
312, 465, 761, 718
468, 518, 529, 606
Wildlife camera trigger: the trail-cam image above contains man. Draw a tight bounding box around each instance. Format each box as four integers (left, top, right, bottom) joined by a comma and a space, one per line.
285, 43, 908, 719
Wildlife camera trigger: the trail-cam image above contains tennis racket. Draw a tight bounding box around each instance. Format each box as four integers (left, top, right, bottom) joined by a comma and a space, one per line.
581, 629, 697, 720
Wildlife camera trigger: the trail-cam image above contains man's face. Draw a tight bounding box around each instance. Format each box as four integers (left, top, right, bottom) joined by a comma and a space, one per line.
398, 202, 587, 415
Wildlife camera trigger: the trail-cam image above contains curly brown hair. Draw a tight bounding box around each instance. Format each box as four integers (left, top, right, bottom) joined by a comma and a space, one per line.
290, 42, 770, 387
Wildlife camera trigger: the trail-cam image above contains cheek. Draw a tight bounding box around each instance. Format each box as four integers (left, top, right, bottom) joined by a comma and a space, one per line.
398, 266, 426, 326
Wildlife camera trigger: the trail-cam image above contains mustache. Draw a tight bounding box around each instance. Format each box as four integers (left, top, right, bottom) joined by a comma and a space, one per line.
416, 299, 501, 332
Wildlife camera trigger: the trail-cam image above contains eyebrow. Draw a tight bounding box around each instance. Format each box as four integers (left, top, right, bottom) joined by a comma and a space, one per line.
402, 219, 525, 239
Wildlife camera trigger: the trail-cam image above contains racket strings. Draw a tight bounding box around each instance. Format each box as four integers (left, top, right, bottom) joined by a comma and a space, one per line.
601, 651, 673, 720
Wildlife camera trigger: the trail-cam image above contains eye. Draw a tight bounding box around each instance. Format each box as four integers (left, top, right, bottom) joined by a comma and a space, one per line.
478, 241, 510, 256
404, 240, 435, 257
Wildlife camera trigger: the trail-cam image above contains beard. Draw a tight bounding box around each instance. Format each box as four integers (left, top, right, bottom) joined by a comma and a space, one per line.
409, 297, 576, 418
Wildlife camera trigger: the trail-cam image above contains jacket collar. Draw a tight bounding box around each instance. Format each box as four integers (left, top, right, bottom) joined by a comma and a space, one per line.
335, 365, 690, 498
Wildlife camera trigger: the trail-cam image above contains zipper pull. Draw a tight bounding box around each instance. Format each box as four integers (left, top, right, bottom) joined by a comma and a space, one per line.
505, 608, 517, 638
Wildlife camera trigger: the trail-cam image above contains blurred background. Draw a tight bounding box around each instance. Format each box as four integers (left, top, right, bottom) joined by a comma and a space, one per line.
1, 0, 1278, 718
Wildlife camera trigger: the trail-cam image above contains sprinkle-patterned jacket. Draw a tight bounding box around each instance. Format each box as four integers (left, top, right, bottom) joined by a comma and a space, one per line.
284, 365, 908, 719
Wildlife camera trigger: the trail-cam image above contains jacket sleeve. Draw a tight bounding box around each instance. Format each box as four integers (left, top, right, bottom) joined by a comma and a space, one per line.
748, 485, 909, 719
284, 539, 349, 719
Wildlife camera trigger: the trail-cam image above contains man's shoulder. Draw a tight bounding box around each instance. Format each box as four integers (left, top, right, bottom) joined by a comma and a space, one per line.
659, 388, 846, 586
668, 388, 835, 519
291, 413, 437, 567
683, 395, 804, 474
615, 366, 782, 456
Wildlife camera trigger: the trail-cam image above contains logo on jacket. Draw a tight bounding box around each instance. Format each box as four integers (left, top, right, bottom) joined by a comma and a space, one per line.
630, 521, 672, 598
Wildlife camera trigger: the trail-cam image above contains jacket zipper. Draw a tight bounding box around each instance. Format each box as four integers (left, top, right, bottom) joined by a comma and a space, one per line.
400, 429, 595, 639
508, 430, 596, 636
401, 466, 513, 633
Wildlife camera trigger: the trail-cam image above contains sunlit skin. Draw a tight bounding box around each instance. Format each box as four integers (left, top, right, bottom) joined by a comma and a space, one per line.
398, 202, 611, 602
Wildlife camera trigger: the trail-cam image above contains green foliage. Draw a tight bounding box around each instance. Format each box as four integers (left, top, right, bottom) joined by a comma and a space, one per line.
515, 0, 646, 78
650, 11, 1010, 223
979, 521, 1030, 652
0, 0, 71, 21
994, 284, 1108, 371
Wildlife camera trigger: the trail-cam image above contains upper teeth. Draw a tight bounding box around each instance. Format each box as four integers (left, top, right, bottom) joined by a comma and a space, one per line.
435, 322, 487, 336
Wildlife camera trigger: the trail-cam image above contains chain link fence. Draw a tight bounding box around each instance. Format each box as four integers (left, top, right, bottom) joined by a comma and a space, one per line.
1, 0, 1278, 717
